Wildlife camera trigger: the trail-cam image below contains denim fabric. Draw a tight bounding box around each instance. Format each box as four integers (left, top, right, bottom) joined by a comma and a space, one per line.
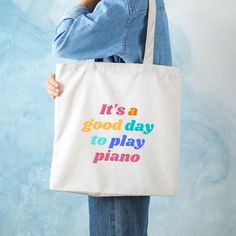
88, 195, 150, 236
52, 0, 172, 66
52, 1, 172, 235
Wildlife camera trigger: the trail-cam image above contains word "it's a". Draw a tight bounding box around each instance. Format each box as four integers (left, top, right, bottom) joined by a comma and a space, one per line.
99, 104, 138, 116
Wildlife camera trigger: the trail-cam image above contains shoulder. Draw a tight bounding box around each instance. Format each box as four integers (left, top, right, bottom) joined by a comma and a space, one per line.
126, 0, 166, 14
127, 0, 148, 14
97, 0, 148, 14
94, 0, 129, 13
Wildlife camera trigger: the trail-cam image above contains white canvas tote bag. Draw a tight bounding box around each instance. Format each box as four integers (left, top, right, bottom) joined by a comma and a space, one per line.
49, 0, 182, 196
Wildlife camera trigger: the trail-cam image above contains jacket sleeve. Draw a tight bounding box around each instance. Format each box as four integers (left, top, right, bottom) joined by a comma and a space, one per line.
52, 1, 129, 60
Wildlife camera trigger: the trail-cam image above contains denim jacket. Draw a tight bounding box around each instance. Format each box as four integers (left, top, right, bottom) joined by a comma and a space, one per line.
52, 0, 172, 65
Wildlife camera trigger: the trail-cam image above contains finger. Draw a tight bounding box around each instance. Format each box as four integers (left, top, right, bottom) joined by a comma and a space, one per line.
48, 73, 58, 83
48, 74, 55, 83
47, 88, 60, 97
47, 83, 60, 93
47, 84, 59, 95
48, 78, 60, 88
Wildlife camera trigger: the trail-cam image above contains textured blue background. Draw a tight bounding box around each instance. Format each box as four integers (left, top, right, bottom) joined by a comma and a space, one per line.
0, 0, 236, 235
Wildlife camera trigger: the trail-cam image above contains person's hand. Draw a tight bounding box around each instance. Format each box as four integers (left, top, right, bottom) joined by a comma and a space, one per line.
46, 73, 61, 100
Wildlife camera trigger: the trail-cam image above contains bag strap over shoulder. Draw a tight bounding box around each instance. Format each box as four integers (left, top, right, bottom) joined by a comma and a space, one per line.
143, 0, 157, 66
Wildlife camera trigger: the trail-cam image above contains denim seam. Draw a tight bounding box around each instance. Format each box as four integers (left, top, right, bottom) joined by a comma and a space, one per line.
127, 0, 165, 14
119, 1, 133, 58
129, 0, 135, 14
111, 197, 116, 236
119, 1, 165, 59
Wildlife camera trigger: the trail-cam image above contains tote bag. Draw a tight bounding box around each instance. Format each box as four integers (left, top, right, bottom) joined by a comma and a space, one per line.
49, 0, 182, 196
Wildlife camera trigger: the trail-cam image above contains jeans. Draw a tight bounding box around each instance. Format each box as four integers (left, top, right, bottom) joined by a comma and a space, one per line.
88, 195, 150, 236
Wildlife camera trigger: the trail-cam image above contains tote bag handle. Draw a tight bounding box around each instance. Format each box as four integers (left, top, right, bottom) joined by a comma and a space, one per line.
143, 0, 157, 66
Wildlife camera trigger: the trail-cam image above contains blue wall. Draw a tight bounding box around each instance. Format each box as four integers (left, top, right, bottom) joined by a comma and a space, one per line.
0, 0, 235, 235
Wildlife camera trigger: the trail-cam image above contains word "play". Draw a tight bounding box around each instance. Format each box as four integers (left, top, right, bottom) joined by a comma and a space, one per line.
109, 135, 145, 150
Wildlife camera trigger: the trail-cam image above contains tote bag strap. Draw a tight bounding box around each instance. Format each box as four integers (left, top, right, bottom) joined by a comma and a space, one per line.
143, 0, 157, 66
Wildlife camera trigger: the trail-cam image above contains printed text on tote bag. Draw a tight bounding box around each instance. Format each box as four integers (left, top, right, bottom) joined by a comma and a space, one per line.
81, 104, 155, 164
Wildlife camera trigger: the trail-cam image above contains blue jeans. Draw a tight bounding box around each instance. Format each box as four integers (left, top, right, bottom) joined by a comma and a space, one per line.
88, 195, 150, 236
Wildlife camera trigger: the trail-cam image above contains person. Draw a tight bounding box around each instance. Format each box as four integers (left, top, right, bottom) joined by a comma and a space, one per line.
46, 0, 172, 235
